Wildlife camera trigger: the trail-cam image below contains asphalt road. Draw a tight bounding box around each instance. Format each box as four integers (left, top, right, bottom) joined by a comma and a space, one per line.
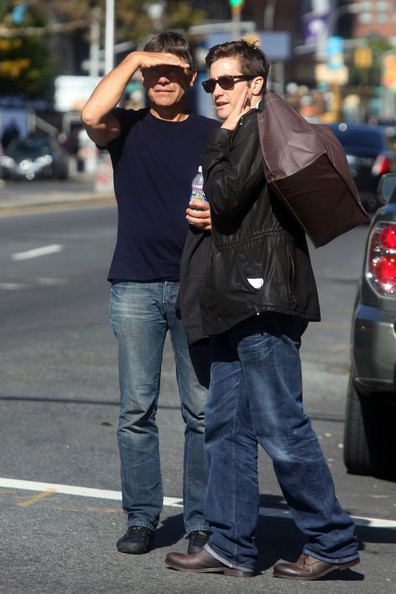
0, 204, 395, 594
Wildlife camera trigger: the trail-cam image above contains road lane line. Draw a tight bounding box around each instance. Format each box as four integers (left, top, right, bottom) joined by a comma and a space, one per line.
0, 279, 66, 290
1, 477, 395, 529
12, 244, 63, 261
37, 277, 67, 286
0, 282, 27, 290
0, 478, 124, 501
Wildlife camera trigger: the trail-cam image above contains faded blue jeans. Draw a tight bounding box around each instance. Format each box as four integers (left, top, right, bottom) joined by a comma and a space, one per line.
204, 313, 359, 571
110, 281, 209, 534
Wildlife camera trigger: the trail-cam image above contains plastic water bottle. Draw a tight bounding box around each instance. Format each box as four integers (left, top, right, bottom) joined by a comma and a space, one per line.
189, 166, 207, 203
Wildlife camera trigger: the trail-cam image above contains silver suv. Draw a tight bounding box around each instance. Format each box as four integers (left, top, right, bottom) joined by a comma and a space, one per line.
344, 173, 396, 480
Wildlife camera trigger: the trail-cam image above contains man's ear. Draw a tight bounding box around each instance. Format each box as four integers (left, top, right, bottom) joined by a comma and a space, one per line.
188, 69, 197, 88
251, 76, 265, 96
140, 70, 150, 92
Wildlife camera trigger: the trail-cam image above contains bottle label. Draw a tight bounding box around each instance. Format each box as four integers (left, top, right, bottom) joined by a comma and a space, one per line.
190, 187, 207, 201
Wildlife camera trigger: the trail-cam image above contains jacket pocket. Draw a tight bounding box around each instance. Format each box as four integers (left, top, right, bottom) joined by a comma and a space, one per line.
236, 234, 296, 307
238, 259, 266, 293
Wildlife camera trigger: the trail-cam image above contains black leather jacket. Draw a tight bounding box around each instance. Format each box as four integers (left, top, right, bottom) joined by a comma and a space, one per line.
199, 107, 321, 336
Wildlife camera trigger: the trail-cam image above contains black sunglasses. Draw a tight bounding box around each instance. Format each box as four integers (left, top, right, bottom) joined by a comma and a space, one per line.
201, 75, 254, 94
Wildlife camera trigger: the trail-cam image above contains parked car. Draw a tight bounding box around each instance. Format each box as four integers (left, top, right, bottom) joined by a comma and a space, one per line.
344, 173, 396, 480
0, 135, 69, 181
330, 123, 396, 213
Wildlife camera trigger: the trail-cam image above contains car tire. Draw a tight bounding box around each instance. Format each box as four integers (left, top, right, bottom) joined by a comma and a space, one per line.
344, 376, 373, 475
344, 376, 396, 479
57, 168, 68, 180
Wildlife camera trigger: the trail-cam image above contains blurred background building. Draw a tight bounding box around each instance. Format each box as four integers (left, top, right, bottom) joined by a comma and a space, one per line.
1, 0, 396, 168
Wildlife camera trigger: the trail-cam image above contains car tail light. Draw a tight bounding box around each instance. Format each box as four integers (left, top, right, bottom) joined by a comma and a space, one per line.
367, 222, 396, 296
371, 154, 391, 176
380, 225, 396, 250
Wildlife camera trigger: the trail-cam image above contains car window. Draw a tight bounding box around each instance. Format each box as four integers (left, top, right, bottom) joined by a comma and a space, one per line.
330, 127, 386, 151
6, 138, 52, 157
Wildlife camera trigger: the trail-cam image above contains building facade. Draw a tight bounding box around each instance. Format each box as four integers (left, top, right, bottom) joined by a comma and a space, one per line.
353, 0, 396, 43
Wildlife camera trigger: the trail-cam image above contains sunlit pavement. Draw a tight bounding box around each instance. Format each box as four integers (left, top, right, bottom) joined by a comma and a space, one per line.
0, 174, 114, 214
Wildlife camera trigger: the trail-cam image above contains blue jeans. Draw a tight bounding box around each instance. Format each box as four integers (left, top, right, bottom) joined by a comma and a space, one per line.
204, 313, 359, 571
110, 281, 209, 534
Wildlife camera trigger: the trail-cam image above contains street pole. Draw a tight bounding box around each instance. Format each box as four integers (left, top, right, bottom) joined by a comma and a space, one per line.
147, 2, 165, 32
325, 2, 359, 121
230, 0, 243, 40
89, 5, 101, 77
327, 2, 359, 39
105, 0, 115, 74
231, 6, 241, 40
317, 1, 359, 58
264, 0, 277, 30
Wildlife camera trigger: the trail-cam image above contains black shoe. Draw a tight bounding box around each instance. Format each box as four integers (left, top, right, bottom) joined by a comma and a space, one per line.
116, 526, 154, 554
187, 530, 210, 554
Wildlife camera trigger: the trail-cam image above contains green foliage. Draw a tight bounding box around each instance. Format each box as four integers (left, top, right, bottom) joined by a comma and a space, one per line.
26, 1, 207, 44
0, 3, 56, 101
163, 1, 206, 32
0, 1, 207, 102
0, 36, 56, 101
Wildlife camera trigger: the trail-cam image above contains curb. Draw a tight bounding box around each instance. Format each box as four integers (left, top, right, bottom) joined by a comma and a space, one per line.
0, 191, 114, 217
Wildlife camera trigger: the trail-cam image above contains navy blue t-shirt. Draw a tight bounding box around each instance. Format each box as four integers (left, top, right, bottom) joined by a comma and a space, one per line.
106, 108, 219, 282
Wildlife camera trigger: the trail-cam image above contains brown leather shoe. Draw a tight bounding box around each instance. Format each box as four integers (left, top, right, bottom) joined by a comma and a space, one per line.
165, 549, 254, 578
273, 554, 360, 580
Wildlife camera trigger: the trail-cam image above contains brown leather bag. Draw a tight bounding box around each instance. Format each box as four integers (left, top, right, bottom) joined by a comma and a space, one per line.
257, 92, 369, 247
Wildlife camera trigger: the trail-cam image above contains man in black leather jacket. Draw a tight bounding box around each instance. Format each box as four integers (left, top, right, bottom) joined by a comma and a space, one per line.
167, 40, 360, 581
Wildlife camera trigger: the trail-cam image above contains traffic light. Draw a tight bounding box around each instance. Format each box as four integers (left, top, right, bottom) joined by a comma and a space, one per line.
230, 0, 244, 17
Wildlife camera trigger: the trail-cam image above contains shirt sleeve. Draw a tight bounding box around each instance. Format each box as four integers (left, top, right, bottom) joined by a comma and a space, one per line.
104, 108, 147, 159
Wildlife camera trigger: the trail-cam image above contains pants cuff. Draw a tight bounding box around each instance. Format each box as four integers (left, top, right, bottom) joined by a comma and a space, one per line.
185, 526, 210, 537
204, 544, 254, 573
303, 547, 360, 565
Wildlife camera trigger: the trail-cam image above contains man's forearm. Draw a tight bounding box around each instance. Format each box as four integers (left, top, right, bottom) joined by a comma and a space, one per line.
81, 52, 141, 127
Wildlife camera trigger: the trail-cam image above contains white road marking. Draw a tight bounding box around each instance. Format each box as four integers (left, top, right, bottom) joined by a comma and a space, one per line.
37, 277, 67, 286
0, 282, 27, 290
0, 477, 395, 529
0, 478, 124, 501
0, 279, 66, 290
12, 244, 63, 261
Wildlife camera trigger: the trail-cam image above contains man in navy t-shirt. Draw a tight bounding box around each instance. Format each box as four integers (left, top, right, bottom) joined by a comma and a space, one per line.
81, 32, 219, 555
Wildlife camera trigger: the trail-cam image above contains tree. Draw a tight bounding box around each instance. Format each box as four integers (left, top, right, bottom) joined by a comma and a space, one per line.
0, 2, 57, 101
0, 1, 207, 103
349, 36, 393, 88
26, 1, 207, 45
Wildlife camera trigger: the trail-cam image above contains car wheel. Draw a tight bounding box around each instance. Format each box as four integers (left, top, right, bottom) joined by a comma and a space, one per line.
344, 376, 396, 479
57, 167, 68, 180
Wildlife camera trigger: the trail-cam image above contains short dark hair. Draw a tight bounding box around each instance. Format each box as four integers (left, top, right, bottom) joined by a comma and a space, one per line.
205, 39, 270, 91
144, 31, 195, 70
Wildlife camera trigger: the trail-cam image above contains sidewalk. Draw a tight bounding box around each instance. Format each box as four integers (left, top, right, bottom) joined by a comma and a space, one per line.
0, 175, 114, 214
